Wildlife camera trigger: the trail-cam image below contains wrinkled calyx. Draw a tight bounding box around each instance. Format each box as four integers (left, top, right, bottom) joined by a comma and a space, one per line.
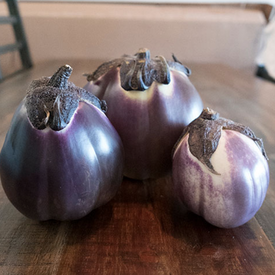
176, 108, 268, 175
85, 48, 191, 91
26, 65, 107, 131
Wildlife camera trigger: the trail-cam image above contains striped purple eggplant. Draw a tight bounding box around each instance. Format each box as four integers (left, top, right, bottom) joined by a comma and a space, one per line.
0, 65, 124, 221
84, 48, 203, 180
172, 108, 269, 228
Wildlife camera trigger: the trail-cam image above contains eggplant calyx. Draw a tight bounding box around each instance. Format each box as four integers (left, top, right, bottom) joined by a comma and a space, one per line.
25, 65, 106, 131
174, 108, 268, 175
200, 107, 219, 120
85, 49, 192, 91
167, 54, 191, 77
119, 48, 171, 91
86, 48, 194, 91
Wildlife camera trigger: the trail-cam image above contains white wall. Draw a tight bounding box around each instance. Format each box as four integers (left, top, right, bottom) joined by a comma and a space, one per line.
0, 2, 266, 76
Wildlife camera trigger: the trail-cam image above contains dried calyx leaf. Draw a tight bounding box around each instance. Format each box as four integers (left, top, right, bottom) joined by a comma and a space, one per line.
84, 48, 191, 91
175, 108, 268, 175
26, 65, 107, 131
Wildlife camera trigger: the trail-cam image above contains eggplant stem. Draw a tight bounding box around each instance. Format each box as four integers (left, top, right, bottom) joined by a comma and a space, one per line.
47, 65, 73, 89
135, 48, 151, 60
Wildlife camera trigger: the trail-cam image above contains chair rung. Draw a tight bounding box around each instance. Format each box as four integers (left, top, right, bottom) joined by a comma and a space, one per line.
0, 16, 17, 25
0, 42, 23, 55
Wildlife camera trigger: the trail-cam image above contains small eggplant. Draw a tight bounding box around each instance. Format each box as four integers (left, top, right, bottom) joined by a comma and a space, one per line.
84, 48, 203, 180
172, 108, 269, 228
0, 65, 124, 221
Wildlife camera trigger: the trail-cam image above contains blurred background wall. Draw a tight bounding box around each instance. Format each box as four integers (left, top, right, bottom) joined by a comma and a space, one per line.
0, 1, 272, 78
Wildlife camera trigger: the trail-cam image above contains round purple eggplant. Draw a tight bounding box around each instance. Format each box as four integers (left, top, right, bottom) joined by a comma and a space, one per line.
172, 108, 269, 228
0, 65, 124, 221
84, 48, 203, 180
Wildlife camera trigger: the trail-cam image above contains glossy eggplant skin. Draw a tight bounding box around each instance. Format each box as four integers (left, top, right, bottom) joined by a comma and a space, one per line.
84, 68, 203, 180
0, 101, 124, 221
172, 130, 269, 228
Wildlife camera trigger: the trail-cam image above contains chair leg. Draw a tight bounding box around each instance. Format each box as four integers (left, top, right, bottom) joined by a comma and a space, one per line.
6, 0, 32, 69
0, 63, 3, 81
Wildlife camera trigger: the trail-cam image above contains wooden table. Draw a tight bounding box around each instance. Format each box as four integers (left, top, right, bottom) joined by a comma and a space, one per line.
1, 60, 275, 275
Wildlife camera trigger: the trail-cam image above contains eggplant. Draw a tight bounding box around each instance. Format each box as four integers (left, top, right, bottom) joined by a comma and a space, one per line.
0, 65, 124, 221
172, 108, 269, 228
84, 48, 203, 180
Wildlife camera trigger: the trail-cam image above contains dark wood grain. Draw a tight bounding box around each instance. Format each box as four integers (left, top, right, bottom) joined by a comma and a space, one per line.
1, 60, 275, 275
